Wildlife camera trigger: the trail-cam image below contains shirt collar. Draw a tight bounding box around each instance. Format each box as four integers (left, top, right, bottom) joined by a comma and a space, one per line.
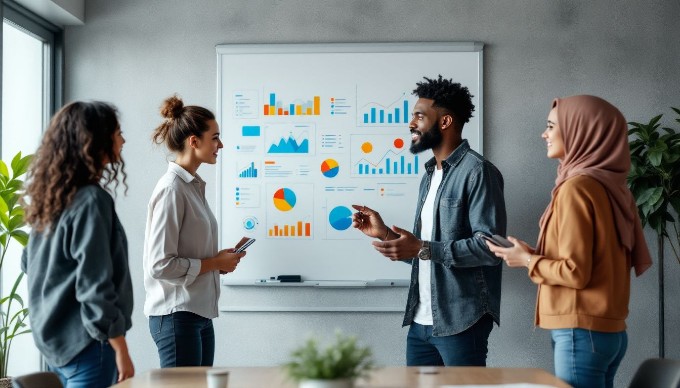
168, 162, 203, 184
424, 139, 470, 171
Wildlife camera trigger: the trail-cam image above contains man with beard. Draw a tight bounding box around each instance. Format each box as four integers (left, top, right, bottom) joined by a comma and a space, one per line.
352, 75, 506, 366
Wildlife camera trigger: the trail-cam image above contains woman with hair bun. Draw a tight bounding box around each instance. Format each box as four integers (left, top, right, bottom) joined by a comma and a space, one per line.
143, 95, 245, 367
22, 101, 134, 387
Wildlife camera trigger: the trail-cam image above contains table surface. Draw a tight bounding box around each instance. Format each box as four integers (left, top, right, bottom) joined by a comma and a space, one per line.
113, 366, 571, 387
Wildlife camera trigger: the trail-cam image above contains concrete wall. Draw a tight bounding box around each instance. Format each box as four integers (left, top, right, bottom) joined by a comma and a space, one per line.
61, 1, 680, 386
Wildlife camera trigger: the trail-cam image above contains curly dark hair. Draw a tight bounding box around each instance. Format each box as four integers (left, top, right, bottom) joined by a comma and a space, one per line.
412, 75, 475, 127
25, 101, 127, 232
152, 95, 215, 151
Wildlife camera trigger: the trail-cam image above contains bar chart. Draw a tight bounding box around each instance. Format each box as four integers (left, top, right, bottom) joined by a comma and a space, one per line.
238, 162, 258, 178
351, 134, 420, 177
358, 92, 410, 125
263, 92, 321, 116
268, 221, 312, 237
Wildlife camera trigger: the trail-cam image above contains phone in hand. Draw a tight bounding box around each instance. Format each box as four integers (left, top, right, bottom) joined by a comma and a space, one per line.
477, 233, 513, 248
235, 237, 256, 253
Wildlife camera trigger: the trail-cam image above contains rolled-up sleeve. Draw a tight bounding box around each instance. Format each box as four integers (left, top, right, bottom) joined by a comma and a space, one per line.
70, 197, 126, 340
145, 187, 201, 286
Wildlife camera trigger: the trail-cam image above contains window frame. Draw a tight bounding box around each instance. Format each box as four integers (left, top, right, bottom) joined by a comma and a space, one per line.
1, 0, 64, 158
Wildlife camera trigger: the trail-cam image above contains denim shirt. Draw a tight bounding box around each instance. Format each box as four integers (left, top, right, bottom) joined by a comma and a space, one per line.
403, 140, 506, 336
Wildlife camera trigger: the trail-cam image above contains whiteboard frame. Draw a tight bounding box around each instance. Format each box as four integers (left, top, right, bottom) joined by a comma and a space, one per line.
215, 42, 483, 282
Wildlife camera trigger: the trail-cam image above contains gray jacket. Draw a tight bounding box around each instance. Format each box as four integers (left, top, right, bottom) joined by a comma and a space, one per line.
22, 185, 133, 367
403, 140, 506, 336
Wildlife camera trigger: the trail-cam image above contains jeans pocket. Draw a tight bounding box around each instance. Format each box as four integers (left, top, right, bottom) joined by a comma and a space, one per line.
149, 315, 171, 336
58, 358, 80, 379
587, 330, 621, 358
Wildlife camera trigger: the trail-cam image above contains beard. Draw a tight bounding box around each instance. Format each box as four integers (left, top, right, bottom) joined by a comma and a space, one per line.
410, 123, 443, 154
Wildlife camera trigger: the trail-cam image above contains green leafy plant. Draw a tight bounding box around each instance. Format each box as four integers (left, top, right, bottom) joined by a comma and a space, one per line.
284, 332, 375, 382
628, 108, 680, 261
627, 108, 680, 358
0, 152, 32, 377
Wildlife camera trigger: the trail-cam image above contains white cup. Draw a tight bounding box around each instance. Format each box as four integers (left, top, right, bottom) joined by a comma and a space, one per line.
206, 368, 229, 388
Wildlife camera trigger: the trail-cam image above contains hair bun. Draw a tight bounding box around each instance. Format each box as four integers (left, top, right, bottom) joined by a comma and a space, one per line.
160, 95, 184, 119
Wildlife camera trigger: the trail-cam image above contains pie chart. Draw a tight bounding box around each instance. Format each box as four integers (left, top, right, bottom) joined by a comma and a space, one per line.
320, 159, 339, 178
329, 206, 352, 231
273, 188, 296, 211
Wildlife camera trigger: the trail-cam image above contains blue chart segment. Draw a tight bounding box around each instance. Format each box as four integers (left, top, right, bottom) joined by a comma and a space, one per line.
265, 123, 314, 155
358, 92, 410, 125
320, 159, 339, 178
268, 135, 308, 153
351, 135, 419, 177
329, 206, 353, 231
242, 125, 261, 136
239, 162, 258, 178
242, 216, 258, 231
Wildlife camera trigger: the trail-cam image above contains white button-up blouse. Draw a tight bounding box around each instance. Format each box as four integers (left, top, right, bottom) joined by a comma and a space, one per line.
143, 162, 220, 319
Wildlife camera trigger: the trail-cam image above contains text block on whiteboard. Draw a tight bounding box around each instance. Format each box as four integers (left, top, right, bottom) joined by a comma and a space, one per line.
216, 42, 483, 282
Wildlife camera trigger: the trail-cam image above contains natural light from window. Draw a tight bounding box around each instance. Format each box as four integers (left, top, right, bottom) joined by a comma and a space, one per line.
2, 20, 44, 376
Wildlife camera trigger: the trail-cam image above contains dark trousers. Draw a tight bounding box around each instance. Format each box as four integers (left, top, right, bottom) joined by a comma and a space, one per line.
149, 311, 215, 368
406, 314, 494, 366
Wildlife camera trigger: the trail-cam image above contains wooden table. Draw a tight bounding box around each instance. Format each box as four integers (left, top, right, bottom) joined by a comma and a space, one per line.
113, 366, 571, 387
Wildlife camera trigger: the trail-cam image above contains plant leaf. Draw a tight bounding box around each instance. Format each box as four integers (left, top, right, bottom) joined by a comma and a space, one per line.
0, 161, 8, 179
11, 230, 29, 246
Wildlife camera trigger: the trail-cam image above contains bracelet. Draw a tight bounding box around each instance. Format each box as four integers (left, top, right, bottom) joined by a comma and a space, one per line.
526, 255, 531, 267
380, 228, 390, 241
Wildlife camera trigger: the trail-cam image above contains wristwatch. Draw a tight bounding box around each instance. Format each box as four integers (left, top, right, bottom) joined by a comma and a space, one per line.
417, 240, 431, 260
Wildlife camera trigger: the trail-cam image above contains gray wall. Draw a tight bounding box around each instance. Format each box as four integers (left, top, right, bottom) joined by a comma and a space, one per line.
63, 1, 680, 386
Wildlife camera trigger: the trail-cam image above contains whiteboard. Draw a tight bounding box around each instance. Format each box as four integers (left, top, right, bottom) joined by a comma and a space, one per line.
216, 42, 483, 282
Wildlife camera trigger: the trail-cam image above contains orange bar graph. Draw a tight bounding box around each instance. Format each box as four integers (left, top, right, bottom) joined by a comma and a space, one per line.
268, 221, 312, 238
278, 107, 283, 115
313, 96, 320, 115
306, 107, 312, 115
295, 105, 302, 115
263, 105, 270, 115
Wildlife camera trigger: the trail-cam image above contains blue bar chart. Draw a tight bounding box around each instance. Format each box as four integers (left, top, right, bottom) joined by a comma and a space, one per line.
351, 134, 419, 177
239, 162, 258, 178
358, 92, 410, 126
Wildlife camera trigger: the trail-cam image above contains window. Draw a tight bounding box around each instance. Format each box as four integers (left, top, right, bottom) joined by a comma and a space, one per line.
1, 0, 63, 375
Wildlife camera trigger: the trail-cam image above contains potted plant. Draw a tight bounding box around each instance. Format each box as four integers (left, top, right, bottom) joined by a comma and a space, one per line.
627, 108, 680, 358
0, 152, 32, 385
284, 332, 375, 388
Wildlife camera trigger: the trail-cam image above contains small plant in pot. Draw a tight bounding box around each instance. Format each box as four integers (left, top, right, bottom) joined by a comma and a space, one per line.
284, 332, 375, 388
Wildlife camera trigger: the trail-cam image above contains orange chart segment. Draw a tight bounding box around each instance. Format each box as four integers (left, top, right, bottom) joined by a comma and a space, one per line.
273, 188, 296, 211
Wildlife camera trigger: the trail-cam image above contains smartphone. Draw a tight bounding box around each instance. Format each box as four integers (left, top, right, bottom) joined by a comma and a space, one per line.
477, 233, 513, 248
235, 238, 256, 253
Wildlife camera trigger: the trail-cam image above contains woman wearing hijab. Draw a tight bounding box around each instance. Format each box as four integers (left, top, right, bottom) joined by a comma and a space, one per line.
487, 95, 652, 388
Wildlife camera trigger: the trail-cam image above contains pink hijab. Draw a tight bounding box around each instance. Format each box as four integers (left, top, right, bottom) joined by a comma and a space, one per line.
536, 95, 652, 276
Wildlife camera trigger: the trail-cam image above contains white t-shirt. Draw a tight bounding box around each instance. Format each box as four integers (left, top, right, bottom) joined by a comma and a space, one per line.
413, 167, 444, 325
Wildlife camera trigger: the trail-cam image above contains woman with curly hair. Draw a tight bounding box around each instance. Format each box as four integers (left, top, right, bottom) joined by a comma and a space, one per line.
22, 101, 134, 387
144, 95, 245, 367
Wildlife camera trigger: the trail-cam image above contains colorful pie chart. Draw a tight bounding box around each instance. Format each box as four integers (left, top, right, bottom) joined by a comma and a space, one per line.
321, 159, 340, 178
273, 188, 296, 211
329, 206, 353, 231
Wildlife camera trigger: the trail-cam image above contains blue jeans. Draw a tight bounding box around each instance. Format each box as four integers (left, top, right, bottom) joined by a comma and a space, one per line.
149, 311, 215, 368
406, 314, 493, 366
552, 328, 628, 388
48, 340, 116, 388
